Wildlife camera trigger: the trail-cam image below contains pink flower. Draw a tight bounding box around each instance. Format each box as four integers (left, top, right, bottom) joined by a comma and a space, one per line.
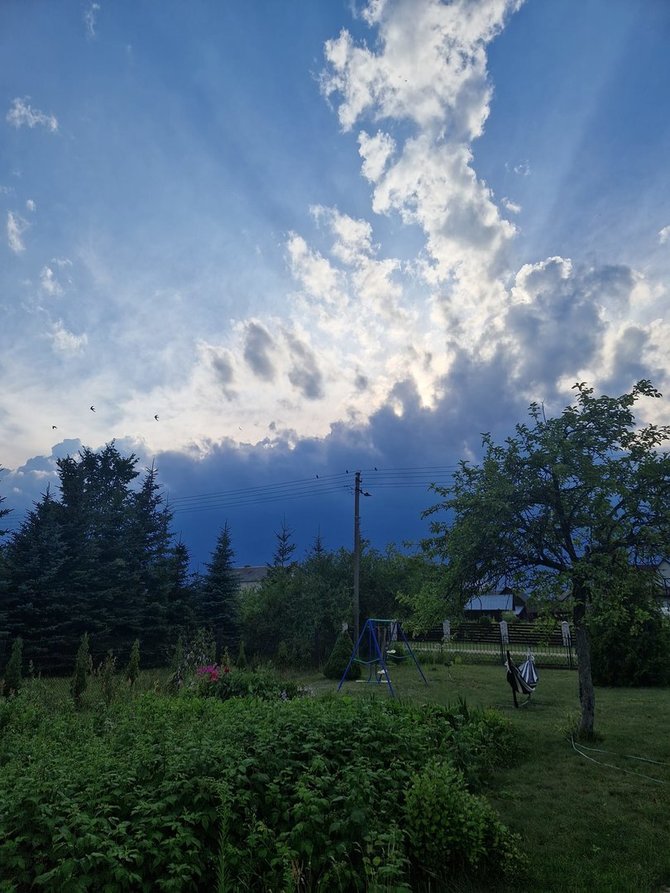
196, 664, 219, 682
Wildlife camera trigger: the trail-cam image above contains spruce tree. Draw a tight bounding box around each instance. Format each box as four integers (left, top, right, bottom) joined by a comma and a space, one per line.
199, 523, 240, 661
272, 516, 297, 569
2, 489, 68, 671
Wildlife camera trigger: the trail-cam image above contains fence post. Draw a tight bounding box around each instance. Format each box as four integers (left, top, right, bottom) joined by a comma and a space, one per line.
561, 620, 573, 669
499, 620, 509, 663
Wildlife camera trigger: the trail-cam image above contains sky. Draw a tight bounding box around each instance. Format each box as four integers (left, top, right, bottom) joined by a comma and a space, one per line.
1, 0, 669, 569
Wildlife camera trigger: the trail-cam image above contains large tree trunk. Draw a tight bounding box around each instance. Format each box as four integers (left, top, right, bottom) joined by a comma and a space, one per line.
574, 621, 595, 738
572, 573, 595, 738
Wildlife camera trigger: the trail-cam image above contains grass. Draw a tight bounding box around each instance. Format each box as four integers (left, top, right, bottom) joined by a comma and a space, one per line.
310, 660, 670, 893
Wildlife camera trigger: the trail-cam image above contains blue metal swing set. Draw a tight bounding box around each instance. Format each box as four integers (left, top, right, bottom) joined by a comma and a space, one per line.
337, 618, 429, 698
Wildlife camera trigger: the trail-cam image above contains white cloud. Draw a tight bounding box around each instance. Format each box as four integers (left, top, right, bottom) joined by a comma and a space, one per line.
7, 211, 29, 253
25, 199, 36, 212
512, 160, 530, 176
501, 196, 521, 214
40, 265, 64, 296
84, 2, 101, 39
658, 225, 670, 245
322, 0, 522, 138
6, 97, 58, 132
49, 321, 88, 354
358, 130, 396, 182
321, 0, 521, 347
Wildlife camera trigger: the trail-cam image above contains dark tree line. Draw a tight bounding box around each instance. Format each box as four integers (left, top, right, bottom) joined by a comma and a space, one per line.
0, 444, 240, 673
1, 446, 444, 677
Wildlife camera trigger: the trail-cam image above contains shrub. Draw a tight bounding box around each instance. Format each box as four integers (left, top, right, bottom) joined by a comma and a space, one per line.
386, 641, 406, 662
589, 577, 670, 686
3, 637, 23, 697
125, 639, 140, 687
323, 630, 360, 680
210, 666, 304, 702
0, 694, 517, 891
70, 633, 90, 708
404, 759, 525, 883
100, 651, 117, 706
236, 639, 247, 669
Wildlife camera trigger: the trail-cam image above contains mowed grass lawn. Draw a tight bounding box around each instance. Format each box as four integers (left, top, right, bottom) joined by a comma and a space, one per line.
309, 660, 670, 893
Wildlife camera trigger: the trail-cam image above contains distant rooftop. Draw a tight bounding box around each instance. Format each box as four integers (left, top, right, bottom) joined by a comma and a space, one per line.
464, 593, 523, 615
233, 565, 268, 586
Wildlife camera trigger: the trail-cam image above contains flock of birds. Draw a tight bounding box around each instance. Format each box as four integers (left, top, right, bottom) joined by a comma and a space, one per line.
50, 406, 159, 430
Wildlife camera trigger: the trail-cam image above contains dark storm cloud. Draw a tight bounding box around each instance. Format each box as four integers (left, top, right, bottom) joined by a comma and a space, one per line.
601, 326, 667, 396
147, 348, 530, 569
354, 372, 369, 392
584, 264, 635, 312
243, 321, 276, 381
507, 260, 608, 385
208, 347, 237, 400
285, 332, 324, 400
211, 351, 234, 385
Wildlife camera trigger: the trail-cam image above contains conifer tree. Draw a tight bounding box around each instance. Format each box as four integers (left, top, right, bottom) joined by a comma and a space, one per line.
199, 523, 240, 661
272, 516, 297, 570
2, 489, 68, 671
323, 630, 360, 680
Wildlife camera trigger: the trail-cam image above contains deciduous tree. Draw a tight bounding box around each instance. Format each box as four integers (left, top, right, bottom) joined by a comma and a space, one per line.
423, 381, 670, 737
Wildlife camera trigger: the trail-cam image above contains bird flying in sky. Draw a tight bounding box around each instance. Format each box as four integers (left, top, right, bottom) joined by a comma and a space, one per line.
90, 406, 95, 412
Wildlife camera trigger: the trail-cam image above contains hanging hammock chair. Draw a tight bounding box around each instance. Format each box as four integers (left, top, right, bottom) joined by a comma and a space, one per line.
505, 649, 538, 707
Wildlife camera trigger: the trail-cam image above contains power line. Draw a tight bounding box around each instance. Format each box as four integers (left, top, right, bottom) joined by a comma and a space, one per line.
167, 465, 459, 515
0, 465, 461, 526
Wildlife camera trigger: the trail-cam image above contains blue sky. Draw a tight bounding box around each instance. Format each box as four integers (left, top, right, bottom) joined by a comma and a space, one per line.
2, 0, 669, 568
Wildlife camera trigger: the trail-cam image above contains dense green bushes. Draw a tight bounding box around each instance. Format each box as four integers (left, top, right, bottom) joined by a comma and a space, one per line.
0, 690, 520, 891
589, 575, 670, 687
322, 629, 360, 680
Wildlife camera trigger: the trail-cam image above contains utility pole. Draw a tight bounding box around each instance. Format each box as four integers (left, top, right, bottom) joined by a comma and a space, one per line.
353, 470, 361, 645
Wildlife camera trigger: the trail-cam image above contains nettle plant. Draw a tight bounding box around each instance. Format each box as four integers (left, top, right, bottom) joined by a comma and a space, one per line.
193, 664, 307, 702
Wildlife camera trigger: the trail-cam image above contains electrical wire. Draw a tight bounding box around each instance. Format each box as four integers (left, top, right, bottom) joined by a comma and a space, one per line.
167, 465, 459, 515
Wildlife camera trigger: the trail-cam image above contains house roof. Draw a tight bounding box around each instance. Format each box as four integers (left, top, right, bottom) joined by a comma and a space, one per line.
464, 593, 522, 614
233, 566, 268, 586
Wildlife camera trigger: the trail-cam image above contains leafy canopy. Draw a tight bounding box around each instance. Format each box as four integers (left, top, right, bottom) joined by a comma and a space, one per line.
423, 380, 670, 610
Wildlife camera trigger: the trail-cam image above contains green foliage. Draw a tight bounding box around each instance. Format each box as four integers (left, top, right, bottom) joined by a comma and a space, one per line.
323, 630, 360, 680
197, 522, 240, 660
588, 570, 670, 686
241, 557, 350, 668
1, 444, 189, 673
167, 628, 216, 692
404, 759, 526, 883
125, 638, 141, 686
422, 380, 670, 736
206, 667, 306, 702
386, 641, 406, 661
99, 650, 117, 707
236, 639, 247, 669
272, 515, 297, 568
0, 692, 516, 891
70, 633, 90, 708
3, 636, 23, 696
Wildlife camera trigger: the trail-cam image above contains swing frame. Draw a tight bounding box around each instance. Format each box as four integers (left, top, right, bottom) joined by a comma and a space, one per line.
337, 618, 429, 698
